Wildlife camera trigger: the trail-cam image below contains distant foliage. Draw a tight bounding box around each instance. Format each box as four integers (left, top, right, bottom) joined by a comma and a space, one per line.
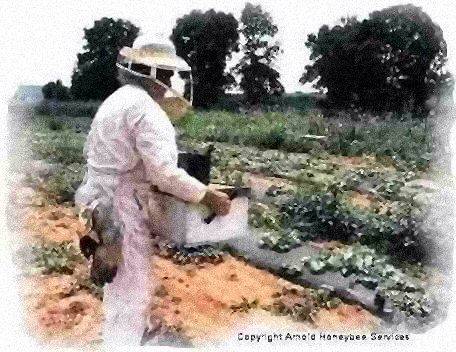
177, 110, 433, 170
42, 80, 72, 101
71, 17, 140, 100
301, 4, 452, 112
171, 9, 240, 109
35, 100, 101, 118
177, 110, 327, 152
208, 93, 318, 113
236, 3, 284, 105
322, 116, 432, 170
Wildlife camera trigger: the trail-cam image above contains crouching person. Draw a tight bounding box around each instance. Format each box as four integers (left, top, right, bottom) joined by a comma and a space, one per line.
75, 35, 231, 346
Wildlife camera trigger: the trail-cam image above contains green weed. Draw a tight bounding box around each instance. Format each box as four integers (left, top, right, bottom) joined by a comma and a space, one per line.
31, 241, 84, 275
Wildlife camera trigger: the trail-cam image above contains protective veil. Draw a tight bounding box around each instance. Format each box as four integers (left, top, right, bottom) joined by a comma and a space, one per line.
75, 84, 207, 346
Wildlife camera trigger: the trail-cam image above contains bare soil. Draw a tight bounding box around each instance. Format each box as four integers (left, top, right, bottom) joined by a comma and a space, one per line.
13, 178, 380, 347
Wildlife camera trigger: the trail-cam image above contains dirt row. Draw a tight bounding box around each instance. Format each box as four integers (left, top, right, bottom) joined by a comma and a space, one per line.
9, 183, 381, 347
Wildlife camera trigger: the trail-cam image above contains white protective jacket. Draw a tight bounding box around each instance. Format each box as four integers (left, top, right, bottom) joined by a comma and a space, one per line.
76, 84, 207, 208
75, 84, 207, 346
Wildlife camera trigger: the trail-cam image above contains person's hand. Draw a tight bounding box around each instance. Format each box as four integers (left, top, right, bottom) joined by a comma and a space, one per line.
200, 190, 231, 216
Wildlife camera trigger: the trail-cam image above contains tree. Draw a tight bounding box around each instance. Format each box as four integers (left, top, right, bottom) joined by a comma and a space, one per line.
171, 10, 239, 109
42, 80, 72, 100
71, 17, 140, 101
236, 3, 284, 106
301, 4, 451, 112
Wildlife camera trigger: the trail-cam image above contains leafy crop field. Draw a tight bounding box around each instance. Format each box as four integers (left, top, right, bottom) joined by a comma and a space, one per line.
7, 108, 453, 346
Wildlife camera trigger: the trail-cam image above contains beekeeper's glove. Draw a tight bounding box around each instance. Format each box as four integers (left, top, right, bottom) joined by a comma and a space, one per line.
200, 190, 231, 215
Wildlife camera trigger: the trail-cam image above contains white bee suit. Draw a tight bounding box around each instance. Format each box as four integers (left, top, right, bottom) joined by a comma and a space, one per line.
75, 84, 207, 346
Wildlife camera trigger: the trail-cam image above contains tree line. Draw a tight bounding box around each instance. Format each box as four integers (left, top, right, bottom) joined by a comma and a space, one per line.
43, 3, 452, 113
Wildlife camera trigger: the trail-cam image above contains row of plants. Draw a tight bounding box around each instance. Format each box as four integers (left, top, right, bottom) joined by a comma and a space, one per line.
29, 113, 431, 204
181, 139, 374, 186
249, 188, 440, 327
301, 244, 436, 327
208, 133, 444, 296
28, 115, 437, 264
259, 187, 431, 263
28, 116, 436, 257
177, 111, 434, 171
323, 117, 433, 171
177, 110, 328, 151
332, 168, 420, 201
242, 147, 442, 262
248, 174, 447, 327
34, 104, 437, 173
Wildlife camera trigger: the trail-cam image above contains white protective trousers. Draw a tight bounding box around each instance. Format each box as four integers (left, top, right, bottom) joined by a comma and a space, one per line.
75, 84, 207, 346
102, 180, 153, 346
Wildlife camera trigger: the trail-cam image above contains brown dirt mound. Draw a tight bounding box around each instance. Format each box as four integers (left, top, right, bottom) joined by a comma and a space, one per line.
148, 255, 282, 344
20, 252, 379, 347
349, 192, 373, 209
148, 256, 379, 345
314, 304, 378, 332
23, 204, 87, 244
14, 184, 380, 347
21, 273, 103, 346
327, 155, 383, 170
242, 172, 296, 198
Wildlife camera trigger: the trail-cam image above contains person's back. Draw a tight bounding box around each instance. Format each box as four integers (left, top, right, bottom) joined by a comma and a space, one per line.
77, 84, 178, 205
85, 84, 146, 176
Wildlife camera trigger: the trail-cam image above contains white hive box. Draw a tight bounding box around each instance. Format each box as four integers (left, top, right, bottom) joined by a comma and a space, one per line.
158, 185, 251, 245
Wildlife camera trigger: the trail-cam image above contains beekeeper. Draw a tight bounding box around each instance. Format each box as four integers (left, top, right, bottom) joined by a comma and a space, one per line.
75, 35, 231, 346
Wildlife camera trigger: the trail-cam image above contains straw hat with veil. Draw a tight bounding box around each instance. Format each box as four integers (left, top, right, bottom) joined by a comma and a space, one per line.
116, 35, 193, 123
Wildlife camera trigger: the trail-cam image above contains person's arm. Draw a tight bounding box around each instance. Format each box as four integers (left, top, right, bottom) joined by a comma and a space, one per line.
132, 104, 208, 204
136, 120, 207, 203
130, 100, 231, 215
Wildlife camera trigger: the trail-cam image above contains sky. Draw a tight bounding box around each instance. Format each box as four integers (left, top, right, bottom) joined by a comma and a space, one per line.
2, 0, 456, 95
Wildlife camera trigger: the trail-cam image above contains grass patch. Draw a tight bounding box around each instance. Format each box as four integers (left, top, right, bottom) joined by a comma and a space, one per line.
31, 241, 84, 275
30, 129, 85, 165
43, 164, 85, 203
27, 115, 86, 203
